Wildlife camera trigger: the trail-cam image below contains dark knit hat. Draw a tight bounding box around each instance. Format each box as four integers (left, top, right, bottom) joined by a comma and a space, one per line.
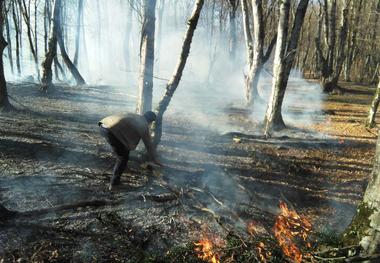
143, 111, 157, 123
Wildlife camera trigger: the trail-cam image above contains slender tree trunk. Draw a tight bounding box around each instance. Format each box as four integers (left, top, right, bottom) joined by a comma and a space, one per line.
152, 0, 204, 146
315, 3, 325, 79
5, 13, 13, 74
244, 0, 277, 106
155, 0, 164, 73
263, 0, 290, 134
245, 0, 264, 105
228, 0, 238, 60
41, 0, 60, 91
0, 0, 11, 111
73, 0, 84, 67
57, 31, 85, 86
343, 124, 380, 255
54, 55, 66, 80
136, 0, 157, 114
43, 0, 50, 54
301, 14, 312, 73
344, 0, 363, 81
18, 0, 39, 78
34, 0, 38, 76
328, 0, 350, 87
367, 77, 380, 128
12, 1, 20, 76
316, 0, 338, 92
241, 0, 253, 66
264, 0, 309, 135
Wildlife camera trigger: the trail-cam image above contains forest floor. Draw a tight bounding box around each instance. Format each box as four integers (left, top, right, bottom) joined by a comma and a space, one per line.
0, 80, 378, 262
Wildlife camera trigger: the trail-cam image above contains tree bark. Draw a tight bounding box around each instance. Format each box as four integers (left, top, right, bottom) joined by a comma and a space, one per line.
5, 12, 13, 75
264, 0, 309, 135
344, 0, 363, 81
227, 0, 238, 60
316, 0, 338, 92
57, 31, 86, 86
41, 0, 61, 91
367, 78, 380, 128
241, 0, 253, 67
0, 0, 11, 111
73, 0, 84, 67
18, 0, 39, 79
152, 0, 204, 146
155, 0, 165, 73
244, 0, 276, 107
136, 0, 157, 114
12, 0, 20, 76
343, 125, 380, 255
56, 1, 85, 86
327, 0, 350, 87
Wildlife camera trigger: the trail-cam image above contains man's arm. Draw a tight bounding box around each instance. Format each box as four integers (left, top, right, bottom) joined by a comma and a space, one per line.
140, 129, 161, 164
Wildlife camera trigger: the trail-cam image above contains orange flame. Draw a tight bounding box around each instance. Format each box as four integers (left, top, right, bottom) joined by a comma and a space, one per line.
247, 221, 258, 236
194, 239, 220, 263
256, 241, 272, 263
273, 201, 312, 263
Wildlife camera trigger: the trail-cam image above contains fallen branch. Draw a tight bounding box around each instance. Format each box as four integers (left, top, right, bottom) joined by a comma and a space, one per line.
143, 193, 179, 203
313, 245, 360, 256
344, 253, 380, 262
18, 200, 120, 217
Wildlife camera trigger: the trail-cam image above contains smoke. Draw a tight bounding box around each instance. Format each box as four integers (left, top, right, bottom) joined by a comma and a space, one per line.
1, 0, 330, 246
4, 0, 325, 136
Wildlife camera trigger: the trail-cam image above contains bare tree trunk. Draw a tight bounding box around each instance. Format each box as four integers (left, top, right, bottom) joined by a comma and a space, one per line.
244, 0, 276, 106
152, 0, 204, 146
316, 0, 337, 92
18, 0, 39, 78
0, 0, 11, 111
328, 0, 350, 87
263, 0, 291, 134
57, 31, 85, 86
43, 0, 50, 54
136, 0, 157, 114
54, 55, 65, 80
12, 1, 20, 76
227, 0, 238, 60
5, 12, 13, 75
73, 0, 84, 67
155, 0, 164, 73
264, 0, 309, 135
343, 124, 380, 255
41, 0, 60, 91
367, 77, 380, 128
344, 0, 363, 81
34, 0, 38, 77
241, 0, 253, 67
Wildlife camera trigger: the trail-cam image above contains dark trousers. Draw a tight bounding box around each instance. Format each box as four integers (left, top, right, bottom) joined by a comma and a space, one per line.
99, 126, 130, 181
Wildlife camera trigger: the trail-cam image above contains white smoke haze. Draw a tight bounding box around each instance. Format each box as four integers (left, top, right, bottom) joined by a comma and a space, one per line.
0, 1, 344, 257
3, 0, 326, 137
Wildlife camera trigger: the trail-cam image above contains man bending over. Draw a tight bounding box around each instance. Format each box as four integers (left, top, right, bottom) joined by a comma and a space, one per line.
99, 111, 162, 190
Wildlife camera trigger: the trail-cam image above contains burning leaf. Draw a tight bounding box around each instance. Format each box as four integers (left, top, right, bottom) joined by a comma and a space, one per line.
256, 242, 272, 263
246, 221, 258, 236
273, 201, 312, 263
194, 234, 225, 263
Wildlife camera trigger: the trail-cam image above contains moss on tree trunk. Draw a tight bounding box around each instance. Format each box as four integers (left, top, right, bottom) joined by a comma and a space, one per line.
342, 202, 375, 246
